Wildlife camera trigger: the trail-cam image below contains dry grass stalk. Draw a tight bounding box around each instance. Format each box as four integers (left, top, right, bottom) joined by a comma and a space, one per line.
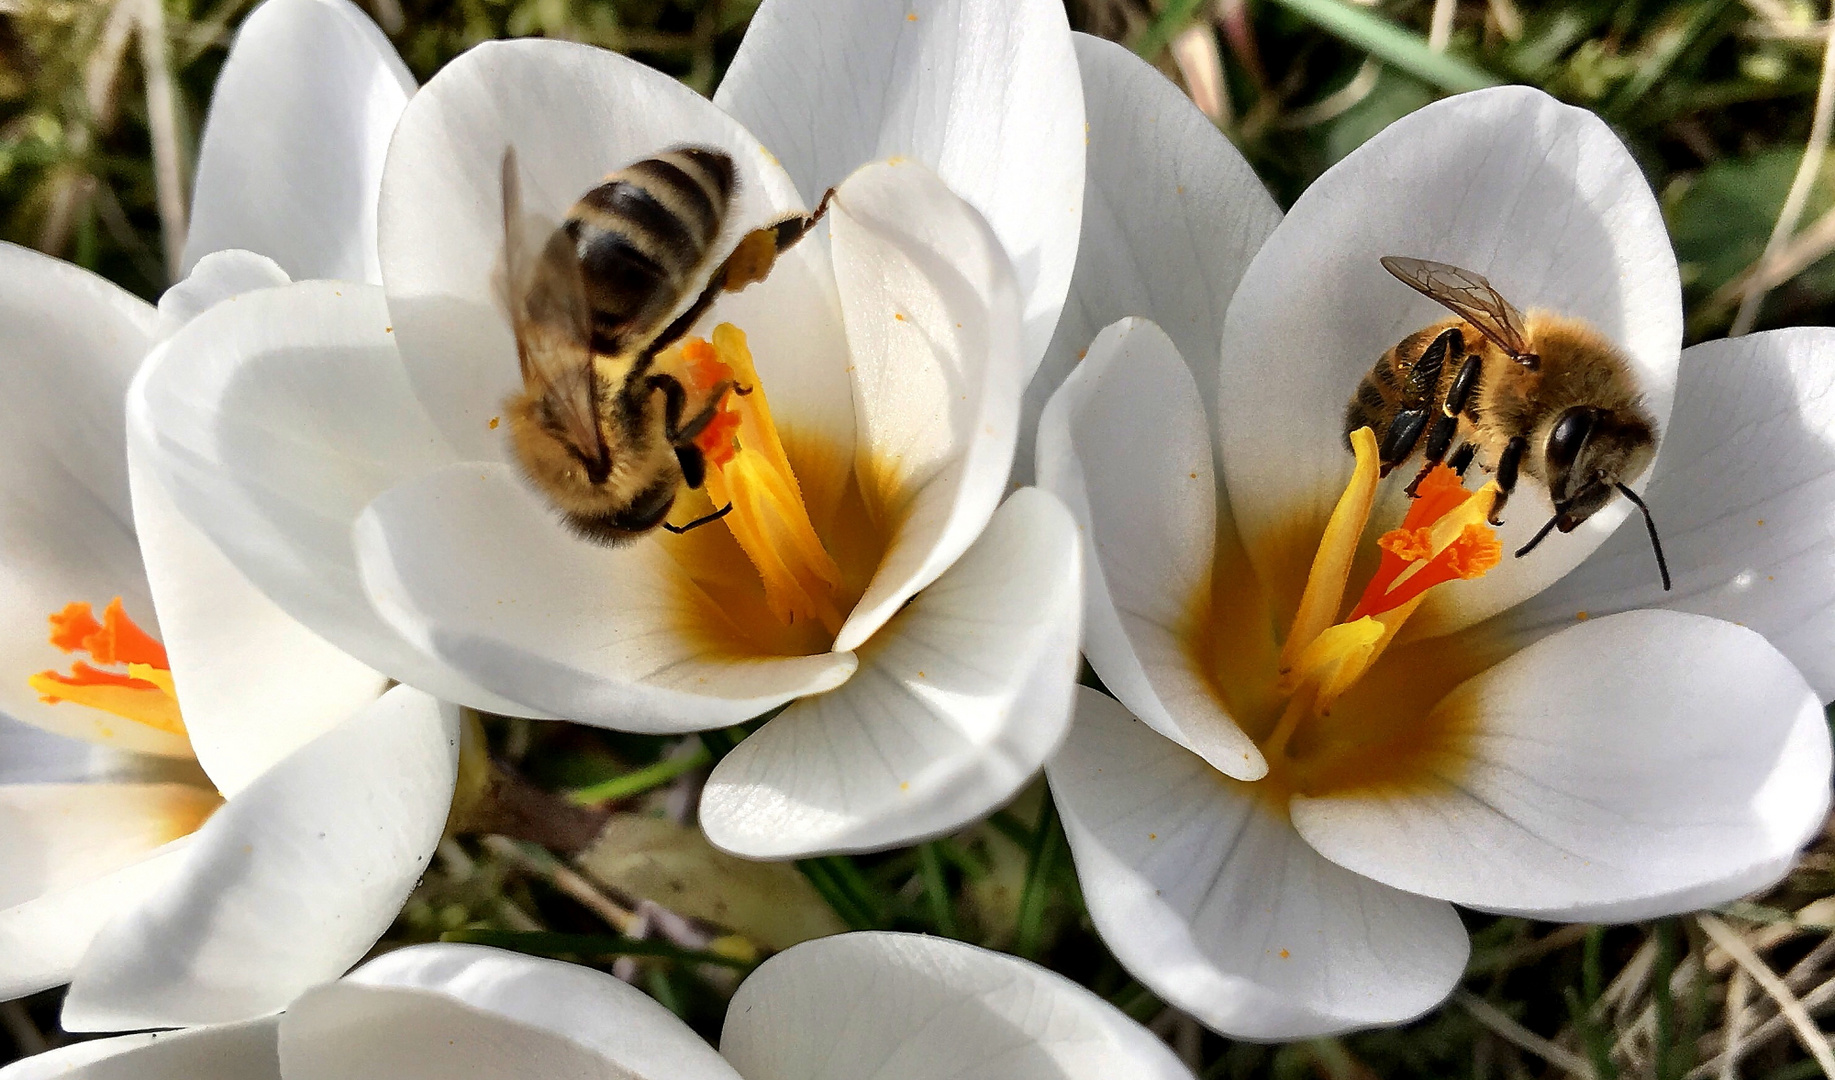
1698, 912, 1835, 1076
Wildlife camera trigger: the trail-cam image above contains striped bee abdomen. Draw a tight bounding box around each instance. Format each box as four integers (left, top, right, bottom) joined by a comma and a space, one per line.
568, 146, 737, 353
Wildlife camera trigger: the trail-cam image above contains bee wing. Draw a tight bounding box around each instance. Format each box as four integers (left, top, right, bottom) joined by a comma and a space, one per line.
1380, 256, 1534, 360
499, 147, 607, 469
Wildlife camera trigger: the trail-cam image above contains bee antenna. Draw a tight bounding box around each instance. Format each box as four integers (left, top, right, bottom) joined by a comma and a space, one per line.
1615, 483, 1672, 592
1514, 514, 1561, 558
663, 502, 734, 535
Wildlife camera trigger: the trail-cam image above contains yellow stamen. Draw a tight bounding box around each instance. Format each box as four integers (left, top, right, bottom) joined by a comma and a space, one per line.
31, 598, 185, 736
661, 325, 845, 632
1276, 426, 1380, 692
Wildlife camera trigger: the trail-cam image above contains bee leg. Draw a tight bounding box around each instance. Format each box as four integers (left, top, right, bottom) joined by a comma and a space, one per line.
1378, 408, 1429, 477
675, 444, 707, 489
1442, 353, 1483, 417
766, 186, 837, 254
1447, 443, 1476, 476
648, 373, 731, 444
1403, 413, 1461, 497
663, 502, 735, 534
1489, 436, 1528, 526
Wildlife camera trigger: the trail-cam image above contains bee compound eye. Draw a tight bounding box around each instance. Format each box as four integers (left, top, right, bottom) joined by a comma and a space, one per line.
1545, 407, 1596, 473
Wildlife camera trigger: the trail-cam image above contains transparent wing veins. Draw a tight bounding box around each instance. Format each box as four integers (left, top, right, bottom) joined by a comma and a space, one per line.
1381, 256, 1534, 361
499, 146, 607, 470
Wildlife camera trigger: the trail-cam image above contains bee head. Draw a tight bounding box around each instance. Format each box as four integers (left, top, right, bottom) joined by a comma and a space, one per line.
563, 476, 678, 545
1521, 405, 1669, 590
1540, 406, 1656, 532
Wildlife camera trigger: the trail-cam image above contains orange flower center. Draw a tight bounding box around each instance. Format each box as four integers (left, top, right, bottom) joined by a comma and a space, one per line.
660, 324, 846, 634
30, 598, 185, 736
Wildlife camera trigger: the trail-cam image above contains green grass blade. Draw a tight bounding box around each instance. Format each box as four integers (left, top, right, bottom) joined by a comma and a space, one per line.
1014, 793, 1064, 960
918, 842, 960, 937
567, 742, 712, 805
1260, 0, 1501, 94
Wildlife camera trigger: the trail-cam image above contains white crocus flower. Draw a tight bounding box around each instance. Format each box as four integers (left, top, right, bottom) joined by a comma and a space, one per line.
0, 0, 461, 1031
0, 935, 1194, 1080
1035, 38, 1834, 1039
134, 0, 1088, 859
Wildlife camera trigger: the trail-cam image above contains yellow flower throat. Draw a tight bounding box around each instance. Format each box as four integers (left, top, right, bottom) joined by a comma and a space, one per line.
1193, 427, 1505, 801
663, 324, 846, 635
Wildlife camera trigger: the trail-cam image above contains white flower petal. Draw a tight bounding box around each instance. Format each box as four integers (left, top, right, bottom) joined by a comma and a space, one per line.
182, 0, 413, 282
1037, 317, 1265, 780
1492, 328, 1835, 698
701, 487, 1081, 857
0, 244, 171, 753
1216, 86, 1681, 638
0, 836, 189, 1001
127, 432, 386, 797
1291, 609, 1830, 919
378, 37, 806, 461
0, 783, 214, 909
0, 1018, 278, 1080
353, 462, 857, 729
720, 931, 1193, 1080
131, 280, 531, 715
0, 715, 108, 784
1049, 688, 1467, 1039
282, 943, 742, 1080
715, 0, 1083, 372
61, 687, 459, 1031
155, 249, 292, 338
1023, 34, 1280, 483
828, 160, 1024, 653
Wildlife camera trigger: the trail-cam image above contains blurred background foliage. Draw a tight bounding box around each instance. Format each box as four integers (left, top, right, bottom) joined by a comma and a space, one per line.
4, 0, 1835, 1077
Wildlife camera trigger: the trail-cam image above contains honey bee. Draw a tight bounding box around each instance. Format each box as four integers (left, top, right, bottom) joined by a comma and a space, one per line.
498, 145, 833, 543
1344, 256, 1670, 590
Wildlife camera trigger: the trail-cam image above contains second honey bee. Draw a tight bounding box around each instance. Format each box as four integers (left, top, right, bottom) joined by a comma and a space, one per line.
1344, 256, 1670, 589
498, 145, 833, 544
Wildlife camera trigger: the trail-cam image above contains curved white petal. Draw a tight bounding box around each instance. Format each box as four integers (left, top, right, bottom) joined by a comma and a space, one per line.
1037, 317, 1264, 780
353, 461, 857, 729
1216, 86, 1681, 639
0, 715, 108, 784
0, 783, 215, 909
1023, 34, 1280, 483
155, 249, 292, 338
829, 160, 1025, 653
1493, 328, 1835, 698
701, 487, 1081, 857
282, 943, 741, 1080
1049, 688, 1467, 1039
0, 244, 171, 752
715, 0, 1083, 373
182, 0, 413, 282
130, 280, 532, 715
61, 687, 459, 1031
378, 37, 807, 461
721, 931, 1193, 1080
0, 842, 188, 1002
1291, 609, 1830, 920
127, 430, 385, 797
0, 1018, 279, 1080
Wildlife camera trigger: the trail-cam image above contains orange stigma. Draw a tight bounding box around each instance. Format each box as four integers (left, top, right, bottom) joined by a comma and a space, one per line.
30, 598, 184, 736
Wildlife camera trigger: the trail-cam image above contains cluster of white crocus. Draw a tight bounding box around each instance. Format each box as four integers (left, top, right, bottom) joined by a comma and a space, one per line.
1034, 37, 1835, 1038
131, 0, 1088, 862
0, 935, 1196, 1080
3, 0, 1832, 1061
0, 0, 456, 1033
